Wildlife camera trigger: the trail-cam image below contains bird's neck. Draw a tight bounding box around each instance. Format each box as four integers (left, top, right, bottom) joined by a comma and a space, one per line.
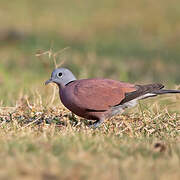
57, 83, 65, 90
65, 80, 75, 86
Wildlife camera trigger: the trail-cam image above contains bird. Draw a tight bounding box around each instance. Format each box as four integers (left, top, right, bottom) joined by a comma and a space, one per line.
45, 67, 180, 128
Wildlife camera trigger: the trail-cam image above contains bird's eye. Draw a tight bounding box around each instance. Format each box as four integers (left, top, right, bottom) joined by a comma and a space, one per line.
58, 72, 63, 77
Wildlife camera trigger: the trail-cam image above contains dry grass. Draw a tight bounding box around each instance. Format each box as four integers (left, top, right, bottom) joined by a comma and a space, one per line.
0, 88, 180, 180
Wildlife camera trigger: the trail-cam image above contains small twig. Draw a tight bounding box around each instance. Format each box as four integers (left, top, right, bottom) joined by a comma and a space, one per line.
20, 118, 41, 130
0, 107, 16, 109
25, 96, 33, 109
48, 84, 57, 107
36, 46, 70, 107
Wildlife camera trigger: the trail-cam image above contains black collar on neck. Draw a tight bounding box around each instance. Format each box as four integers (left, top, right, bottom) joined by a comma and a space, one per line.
65, 80, 75, 86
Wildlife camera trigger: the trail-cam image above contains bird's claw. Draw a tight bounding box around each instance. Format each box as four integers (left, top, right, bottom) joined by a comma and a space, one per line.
88, 120, 102, 129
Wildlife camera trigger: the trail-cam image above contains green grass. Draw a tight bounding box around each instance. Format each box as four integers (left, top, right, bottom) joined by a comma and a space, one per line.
1, 0, 180, 105
0, 130, 179, 180
0, 94, 180, 179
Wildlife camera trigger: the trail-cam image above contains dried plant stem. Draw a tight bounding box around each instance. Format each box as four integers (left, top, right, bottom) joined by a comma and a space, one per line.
36, 46, 69, 107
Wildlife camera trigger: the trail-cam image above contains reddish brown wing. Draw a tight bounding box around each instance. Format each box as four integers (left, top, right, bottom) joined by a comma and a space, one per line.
72, 79, 136, 111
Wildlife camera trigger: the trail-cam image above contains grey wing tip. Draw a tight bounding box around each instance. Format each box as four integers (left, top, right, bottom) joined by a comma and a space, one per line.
153, 89, 180, 94
135, 83, 164, 90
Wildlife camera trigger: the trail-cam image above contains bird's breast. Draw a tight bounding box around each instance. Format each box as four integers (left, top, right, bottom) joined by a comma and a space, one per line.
59, 87, 105, 120
59, 87, 86, 117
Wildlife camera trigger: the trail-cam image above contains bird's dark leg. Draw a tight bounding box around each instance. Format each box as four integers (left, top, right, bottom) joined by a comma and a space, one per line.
89, 118, 104, 128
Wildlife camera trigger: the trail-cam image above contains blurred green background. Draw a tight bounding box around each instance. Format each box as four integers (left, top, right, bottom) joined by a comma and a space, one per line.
1, 0, 180, 105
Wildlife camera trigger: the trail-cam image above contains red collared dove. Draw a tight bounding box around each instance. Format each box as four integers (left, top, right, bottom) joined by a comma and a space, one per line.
45, 68, 180, 128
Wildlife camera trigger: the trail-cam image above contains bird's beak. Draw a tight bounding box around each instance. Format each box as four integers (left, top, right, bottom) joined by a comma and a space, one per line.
45, 79, 53, 85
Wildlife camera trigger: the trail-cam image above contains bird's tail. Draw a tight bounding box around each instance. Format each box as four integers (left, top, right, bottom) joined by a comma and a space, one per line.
153, 89, 180, 95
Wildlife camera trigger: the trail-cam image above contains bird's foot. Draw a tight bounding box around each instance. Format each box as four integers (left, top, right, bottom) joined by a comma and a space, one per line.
88, 119, 104, 129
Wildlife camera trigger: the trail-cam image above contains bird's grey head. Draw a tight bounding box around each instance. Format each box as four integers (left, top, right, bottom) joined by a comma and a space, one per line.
45, 68, 77, 87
